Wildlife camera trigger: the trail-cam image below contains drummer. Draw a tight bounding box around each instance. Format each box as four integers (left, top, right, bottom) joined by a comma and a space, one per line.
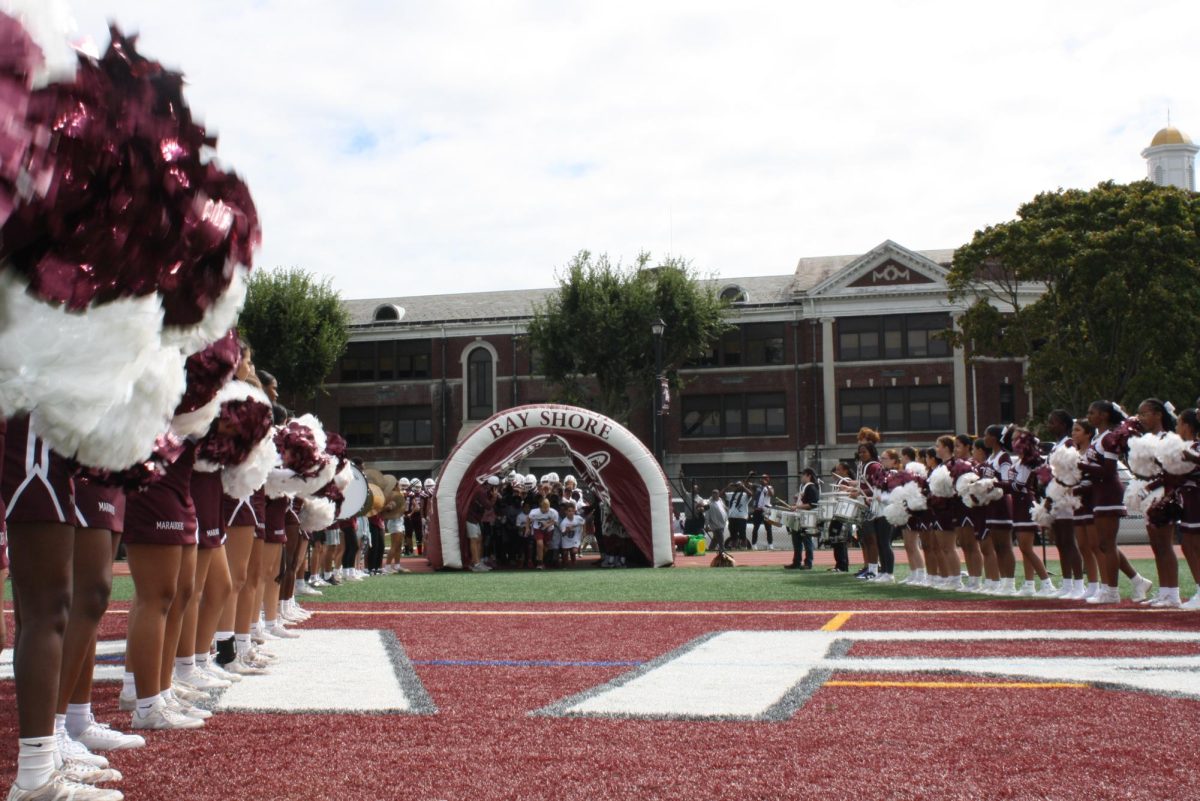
786, 469, 820, 570
826, 462, 855, 572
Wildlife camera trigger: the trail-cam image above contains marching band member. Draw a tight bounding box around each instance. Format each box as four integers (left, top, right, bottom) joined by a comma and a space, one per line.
853, 443, 894, 583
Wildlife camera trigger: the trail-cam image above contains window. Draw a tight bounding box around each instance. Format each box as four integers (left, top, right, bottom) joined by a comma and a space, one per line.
838, 386, 952, 433
720, 285, 747, 303
337, 339, 432, 382
686, 323, 785, 368
999, 384, 1015, 423
682, 393, 786, 438
466, 347, 494, 420
340, 405, 432, 448
372, 304, 404, 322
837, 314, 951, 361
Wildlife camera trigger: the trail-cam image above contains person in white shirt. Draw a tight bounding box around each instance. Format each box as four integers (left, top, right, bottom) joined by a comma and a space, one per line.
724, 481, 751, 549
750, 473, 776, 550
704, 489, 728, 549
527, 498, 560, 570
559, 503, 586, 566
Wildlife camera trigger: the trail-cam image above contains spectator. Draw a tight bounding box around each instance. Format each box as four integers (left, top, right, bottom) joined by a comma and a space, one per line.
750, 473, 776, 550
724, 480, 751, 549
704, 489, 728, 549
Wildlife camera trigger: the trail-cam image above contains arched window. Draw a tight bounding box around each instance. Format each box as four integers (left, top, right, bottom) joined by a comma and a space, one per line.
466, 347, 494, 420
1154, 165, 1164, 185
720, 285, 747, 304
373, 304, 404, 322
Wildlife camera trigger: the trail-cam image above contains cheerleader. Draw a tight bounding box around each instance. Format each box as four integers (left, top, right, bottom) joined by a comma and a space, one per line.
852, 442, 893, 582
1082, 401, 1153, 604
954, 434, 986, 590
61, 478, 145, 752
383, 478, 409, 572
852, 429, 883, 578
970, 438, 1003, 592
979, 427, 1018, 595
920, 448, 946, 584
1132, 399, 1181, 607
1068, 417, 1103, 600
1174, 409, 1200, 609
1006, 428, 1056, 596
184, 467, 238, 687
896, 447, 928, 586
1044, 411, 1085, 598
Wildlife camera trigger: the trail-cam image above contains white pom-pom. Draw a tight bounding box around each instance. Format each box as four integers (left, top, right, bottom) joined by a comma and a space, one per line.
220, 434, 277, 499
0, 274, 189, 470
905, 462, 929, 479
884, 500, 911, 527
299, 497, 335, 533
161, 266, 249, 357
970, 477, 1004, 506
1049, 445, 1082, 485
1031, 499, 1055, 528
172, 394, 223, 440
1156, 432, 1193, 476
929, 465, 954, 498
1126, 435, 1160, 479
894, 481, 928, 511
1123, 478, 1147, 514
280, 457, 337, 499
1045, 479, 1081, 515
955, 472, 980, 500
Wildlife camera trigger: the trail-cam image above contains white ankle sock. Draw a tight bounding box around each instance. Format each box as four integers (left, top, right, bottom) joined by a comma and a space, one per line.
122, 670, 136, 697
265, 618, 277, 629
135, 696, 159, 715
195, 653, 209, 668
16, 736, 58, 790
175, 655, 195, 672
53, 714, 66, 735
235, 633, 251, 656
65, 703, 91, 737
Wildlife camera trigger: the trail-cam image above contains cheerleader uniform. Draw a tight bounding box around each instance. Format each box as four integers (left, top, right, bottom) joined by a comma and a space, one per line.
74, 474, 126, 534
1175, 439, 1200, 534
191, 470, 226, 549
979, 450, 1014, 537
123, 442, 198, 546
0, 420, 7, 571
1081, 430, 1126, 519
1010, 461, 1038, 533
264, 496, 289, 544
1, 415, 76, 528
223, 489, 263, 532
943, 457, 978, 530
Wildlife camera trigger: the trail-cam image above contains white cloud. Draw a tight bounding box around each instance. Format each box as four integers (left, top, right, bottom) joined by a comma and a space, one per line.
63, 0, 1199, 299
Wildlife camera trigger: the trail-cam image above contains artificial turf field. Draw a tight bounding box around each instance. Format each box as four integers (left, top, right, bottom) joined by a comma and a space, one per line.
3, 554, 1200, 801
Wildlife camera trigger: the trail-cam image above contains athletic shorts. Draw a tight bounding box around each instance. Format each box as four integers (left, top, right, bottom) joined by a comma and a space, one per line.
123, 443, 197, 547
325, 528, 342, 546
265, 496, 289, 544
223, 493, 261, 531
1, 415, 76, 527
191, 470, 226, 549
465, 521, 482, 540
386, 518, 404, 535
74, 477, 125, 534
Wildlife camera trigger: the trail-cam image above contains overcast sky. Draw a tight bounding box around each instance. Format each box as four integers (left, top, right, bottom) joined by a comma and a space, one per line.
64, 1, 1197, 300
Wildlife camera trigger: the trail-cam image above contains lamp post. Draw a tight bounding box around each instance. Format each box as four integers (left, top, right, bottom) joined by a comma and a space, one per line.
651, 318, 666, 467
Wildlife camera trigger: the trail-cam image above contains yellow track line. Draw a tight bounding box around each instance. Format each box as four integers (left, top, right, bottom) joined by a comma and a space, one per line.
825, 680, 1088, 689
821, 612, 854, 631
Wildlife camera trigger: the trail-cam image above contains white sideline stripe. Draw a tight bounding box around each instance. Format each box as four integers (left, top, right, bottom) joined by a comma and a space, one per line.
0, 638, 126, 683
215, 630, 413, 713
550, 630, 1200, 720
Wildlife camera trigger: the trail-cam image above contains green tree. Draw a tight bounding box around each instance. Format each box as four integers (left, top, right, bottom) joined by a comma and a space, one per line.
238, 267, 350, 403
527, 251, 730, 423
948, 181, 1200, 416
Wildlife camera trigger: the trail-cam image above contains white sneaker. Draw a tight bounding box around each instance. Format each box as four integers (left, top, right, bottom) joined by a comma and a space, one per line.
1150, 595, 1182, 608
175, 669, 230, 691
346, 571, 364, 582
295, 580, 321, 596
254, 626, 280, 642
58, 761, 122, 786
223, 657, 267, 676
70, 718, 145, 752
8, 773, 125, 800
872, 573, 895, 584
170, 683, 209, 703
1016, 581, 1037, 597
247, 646, 277, 664
165, 695, 211, 721
1131, 575, 1154, 602
268, 624, 300, 639
470, 563, 489, 572
946, 577, 965, 591
1181, 594, 1200, 610
130, 699, 203, 730
1087, 586, 1121, 605
1035, 580, 1059, 597
308, 576, 328, 588
55, 733, 107, 769
116, 693, 135, 713
204, 662, 243, 683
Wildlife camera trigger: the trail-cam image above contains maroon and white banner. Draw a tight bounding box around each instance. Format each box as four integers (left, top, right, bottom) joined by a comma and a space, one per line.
427, 404, 673, 569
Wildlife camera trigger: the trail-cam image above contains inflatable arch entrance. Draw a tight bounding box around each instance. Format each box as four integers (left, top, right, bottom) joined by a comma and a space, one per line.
427, 404, 674, 569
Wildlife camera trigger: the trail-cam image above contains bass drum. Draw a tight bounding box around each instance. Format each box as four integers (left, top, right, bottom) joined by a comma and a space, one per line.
337, 466, 370, 522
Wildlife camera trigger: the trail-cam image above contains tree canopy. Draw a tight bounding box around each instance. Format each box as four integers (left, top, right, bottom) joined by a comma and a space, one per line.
948, 181, 1200, 416
527, 251, 730, 423
238, 267, 350, 403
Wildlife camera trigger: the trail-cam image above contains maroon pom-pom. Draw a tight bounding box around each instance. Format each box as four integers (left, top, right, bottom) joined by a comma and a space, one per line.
195, 394, 272, 467
176, 328, 241, 414
0, 12, 44, 228
0, 25, 259, 319
274, 421, 327, 478
77, 429, 187, 491
315, 479, 346, 518
1146, 494, 1183, 527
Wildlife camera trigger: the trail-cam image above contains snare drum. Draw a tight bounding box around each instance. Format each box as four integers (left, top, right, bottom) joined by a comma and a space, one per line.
765, 508, 786, 526
833, 496, 867, 526
796, 510, 818, 530
817, 498, 837, 523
